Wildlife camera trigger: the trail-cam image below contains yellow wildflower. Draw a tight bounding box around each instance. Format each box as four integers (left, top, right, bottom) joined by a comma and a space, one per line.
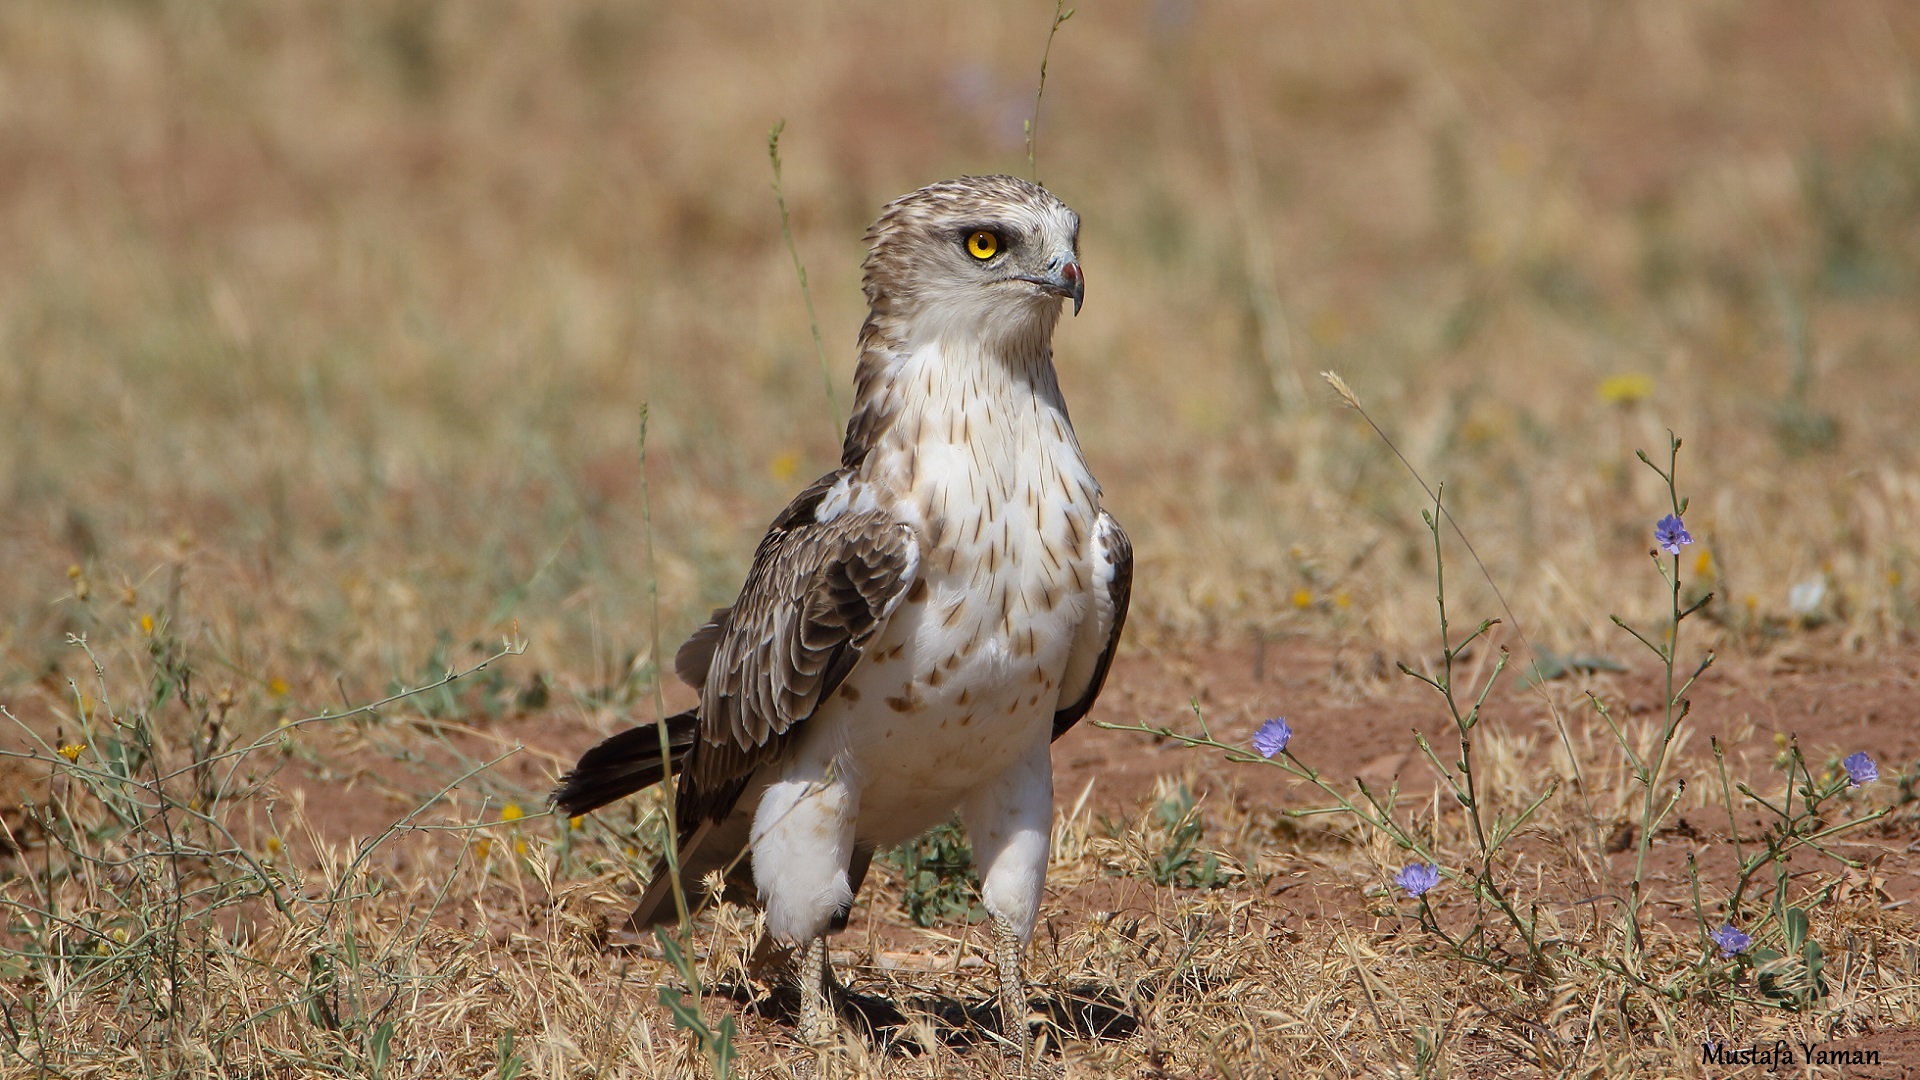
268, 677, 290, 697
1693, 550, 1714, 578
474, 839, 492, 860
58, 743, 86, 762
1460, 415, 1500, 446
1291, 589, 1313, 610
1598, 373, 1654, 406
138, 613, 155, 636
499, 803, 524, 823
569, 816, 584, 830
1308, 311, 1347, 347
514, 839, 529, 857
769, 449, 801, 484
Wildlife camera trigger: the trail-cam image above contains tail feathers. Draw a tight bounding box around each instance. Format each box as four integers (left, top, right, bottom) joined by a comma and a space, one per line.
550, 709, 699, 817
627, 817, 755, 931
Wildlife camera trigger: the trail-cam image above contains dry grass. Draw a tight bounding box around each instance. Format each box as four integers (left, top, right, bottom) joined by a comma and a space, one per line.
9, 613, 1920, 1078
5, 1, 1920, 1076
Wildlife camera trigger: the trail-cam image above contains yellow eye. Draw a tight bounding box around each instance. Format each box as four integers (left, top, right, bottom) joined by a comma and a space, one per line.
966, 230, 1000, 260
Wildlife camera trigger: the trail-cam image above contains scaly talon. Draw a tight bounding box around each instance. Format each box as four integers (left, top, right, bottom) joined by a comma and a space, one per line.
795, 935, 837, 1074
993, 916, 1035, 1074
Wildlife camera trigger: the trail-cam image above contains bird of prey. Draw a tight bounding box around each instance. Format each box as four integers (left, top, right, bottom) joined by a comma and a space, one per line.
554, 175, 1131, 1070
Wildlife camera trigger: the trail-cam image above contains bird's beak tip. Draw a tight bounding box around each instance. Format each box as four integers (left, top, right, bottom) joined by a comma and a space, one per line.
1018, 261, 1085, 314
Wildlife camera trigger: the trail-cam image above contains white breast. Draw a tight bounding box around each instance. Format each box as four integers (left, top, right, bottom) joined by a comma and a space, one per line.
805, 338, 1100, 847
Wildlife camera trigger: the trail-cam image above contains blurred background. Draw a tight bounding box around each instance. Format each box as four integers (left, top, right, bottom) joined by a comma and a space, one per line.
3, 1, 1918, 708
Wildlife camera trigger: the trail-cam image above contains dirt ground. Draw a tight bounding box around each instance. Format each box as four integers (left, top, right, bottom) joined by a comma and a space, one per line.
315, 638, 1920, 1010
8, 631, 1920, 1075
547, 633, 1920, 1074
235, 633, 1920, 848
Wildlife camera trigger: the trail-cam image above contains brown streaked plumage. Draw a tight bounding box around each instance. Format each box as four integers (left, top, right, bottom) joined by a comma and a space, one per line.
552, 175, 1129, 1071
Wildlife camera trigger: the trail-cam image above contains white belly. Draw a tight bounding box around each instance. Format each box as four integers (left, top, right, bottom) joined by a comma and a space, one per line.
819, 569, 1085, 848
745, 348, 1101, 942
744, 537, 1091, 943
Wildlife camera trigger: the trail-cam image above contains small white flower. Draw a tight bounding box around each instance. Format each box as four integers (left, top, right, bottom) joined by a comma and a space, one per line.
1788, 577, 1826, 617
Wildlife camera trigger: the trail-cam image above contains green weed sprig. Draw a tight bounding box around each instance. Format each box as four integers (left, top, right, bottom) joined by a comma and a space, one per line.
1604, 432, 1715, 951
636, 404, 734, 1078
1396, 484, 1551, 974
1, 614, 527, 1075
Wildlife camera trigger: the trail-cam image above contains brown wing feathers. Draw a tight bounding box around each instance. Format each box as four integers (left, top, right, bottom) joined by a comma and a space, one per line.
556, 503, 1124, 823
672, 608, 730, 689
551, 471, 917, 835
683, 500, 915, 824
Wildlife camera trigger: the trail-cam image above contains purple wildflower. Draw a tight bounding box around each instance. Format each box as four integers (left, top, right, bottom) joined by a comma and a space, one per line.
1844, 752, 1878, 787
1252, 717, 1292, 758
1395, 862, 1441, 898
1654, 513, 1693, 555
1711, 923, 1752, 958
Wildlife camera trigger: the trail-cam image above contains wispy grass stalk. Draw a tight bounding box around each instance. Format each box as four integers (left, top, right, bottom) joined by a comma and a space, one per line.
1025, 0, 1075, 184
636, 404, 737, 1077
767, 121, 839, 440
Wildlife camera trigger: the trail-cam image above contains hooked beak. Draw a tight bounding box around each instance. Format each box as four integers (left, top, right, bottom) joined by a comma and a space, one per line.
1016, 260, 1085, 315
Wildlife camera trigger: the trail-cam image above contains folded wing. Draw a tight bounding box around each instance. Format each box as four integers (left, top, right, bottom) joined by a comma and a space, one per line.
1052, 508, 1132, 740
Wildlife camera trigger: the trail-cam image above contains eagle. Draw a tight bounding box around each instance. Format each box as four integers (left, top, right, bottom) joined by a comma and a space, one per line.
553, 175, 1131, 1069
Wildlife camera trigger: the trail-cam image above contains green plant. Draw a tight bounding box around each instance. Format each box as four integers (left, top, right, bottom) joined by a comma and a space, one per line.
1593, 433, 1717, 952
884, 817, 983, 928
656, 928, 738, 1077
1105, 379, 1900, 1048
1143, 784, 1224, 890
2, 609, 524, 1074
1100, 478, 1555, 978
634, 404, 735, 1079
494, 1028, 527, 1080
1751, 905, 1828, 1009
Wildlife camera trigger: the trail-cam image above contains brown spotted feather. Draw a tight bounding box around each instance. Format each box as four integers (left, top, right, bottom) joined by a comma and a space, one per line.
675, 472, 917, 825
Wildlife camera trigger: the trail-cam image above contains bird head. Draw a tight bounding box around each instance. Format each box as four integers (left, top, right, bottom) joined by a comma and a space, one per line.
861, 176, 1083, 351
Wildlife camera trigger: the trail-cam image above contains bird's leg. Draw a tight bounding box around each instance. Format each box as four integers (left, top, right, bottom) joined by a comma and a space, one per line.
960, 736, 1053, 1075
992, 914, 1034, 1072
795, 934, 836, 1052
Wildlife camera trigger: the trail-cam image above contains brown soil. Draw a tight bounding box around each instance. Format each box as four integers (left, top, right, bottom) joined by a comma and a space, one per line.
11, 634, 1920, 1072
221, 634, 1920, 875
20, 632, 1917, 903
1058, 636, 1920, 816
441, 632, 1920, 942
